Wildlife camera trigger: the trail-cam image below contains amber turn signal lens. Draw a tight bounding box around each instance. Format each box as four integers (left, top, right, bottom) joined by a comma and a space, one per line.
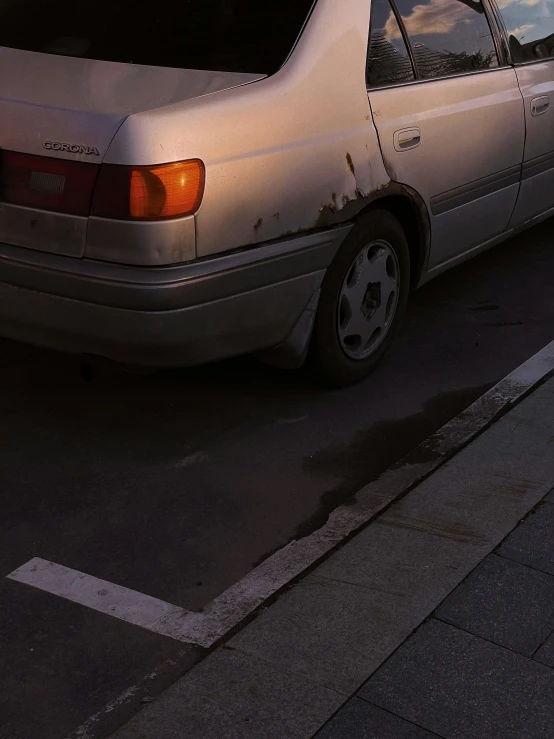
92, 159, 205, 220
130, 161, 204, 219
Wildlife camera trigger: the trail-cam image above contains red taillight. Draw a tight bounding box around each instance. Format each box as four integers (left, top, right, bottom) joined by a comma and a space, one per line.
0, 151, 99, 216
0, 151, 205, 221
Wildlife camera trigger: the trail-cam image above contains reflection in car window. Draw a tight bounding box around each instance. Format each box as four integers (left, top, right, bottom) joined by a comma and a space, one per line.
395, 0, 498, 78
367, 0, 416, 87
497, 0, 554, 62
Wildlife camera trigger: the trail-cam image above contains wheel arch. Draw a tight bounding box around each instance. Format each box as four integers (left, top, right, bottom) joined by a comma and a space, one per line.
318, 182, 431, 289
356, 186, 430, 289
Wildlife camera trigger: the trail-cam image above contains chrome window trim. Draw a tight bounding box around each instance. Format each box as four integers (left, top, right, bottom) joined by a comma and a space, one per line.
367, 64, 511, 93
482, 0, 510, 66
512, 58, 554, 67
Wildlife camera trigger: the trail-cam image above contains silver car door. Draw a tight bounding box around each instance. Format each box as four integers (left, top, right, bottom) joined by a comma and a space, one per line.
496, 0, 554, 225
367, 0, 525, 271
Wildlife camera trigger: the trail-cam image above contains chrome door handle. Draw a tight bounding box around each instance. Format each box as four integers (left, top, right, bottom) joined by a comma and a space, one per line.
394, 127, 421, 151
531, 96, 550, 116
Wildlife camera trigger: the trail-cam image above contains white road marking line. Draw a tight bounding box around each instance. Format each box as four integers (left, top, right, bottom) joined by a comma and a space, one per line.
7, 558, 192, 634
7, 340, 554, 652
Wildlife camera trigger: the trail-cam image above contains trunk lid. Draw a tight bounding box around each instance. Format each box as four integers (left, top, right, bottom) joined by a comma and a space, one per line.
0, 47, 262, 256
0, 47, 263, 160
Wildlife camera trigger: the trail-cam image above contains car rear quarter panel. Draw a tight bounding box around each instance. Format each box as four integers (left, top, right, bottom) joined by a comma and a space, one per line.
104, 0, 390, 258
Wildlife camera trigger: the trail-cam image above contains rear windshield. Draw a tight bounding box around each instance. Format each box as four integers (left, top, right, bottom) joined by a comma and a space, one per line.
0, 0, 316, 74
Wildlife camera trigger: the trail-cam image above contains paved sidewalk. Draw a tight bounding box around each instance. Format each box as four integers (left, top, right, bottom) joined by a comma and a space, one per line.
113, 377, 554, 739
318, 499, 554, 739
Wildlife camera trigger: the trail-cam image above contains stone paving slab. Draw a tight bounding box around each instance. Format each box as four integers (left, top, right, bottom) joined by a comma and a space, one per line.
535, 631, 554, 668
359, 619, 554, 739
497, 503, 554, 575
436, 554, 554, 655
228, 522, 488, 696
315, 699, 440, 739
109, 646, 345, 739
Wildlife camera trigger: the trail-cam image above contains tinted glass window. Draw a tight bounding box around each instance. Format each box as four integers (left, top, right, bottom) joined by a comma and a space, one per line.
368, 0, 416, 86
497, 0, 554, 62
395, 0, 498, 78
0, 0, 315, 74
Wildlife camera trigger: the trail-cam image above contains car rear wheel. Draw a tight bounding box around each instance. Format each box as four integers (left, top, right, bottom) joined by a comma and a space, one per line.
312, 209, 410, 387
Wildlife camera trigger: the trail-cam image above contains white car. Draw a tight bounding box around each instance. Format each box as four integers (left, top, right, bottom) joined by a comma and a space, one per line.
0, 0, 552, 384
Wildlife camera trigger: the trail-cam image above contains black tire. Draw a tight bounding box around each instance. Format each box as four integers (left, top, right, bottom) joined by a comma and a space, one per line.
312, 209, 410, 387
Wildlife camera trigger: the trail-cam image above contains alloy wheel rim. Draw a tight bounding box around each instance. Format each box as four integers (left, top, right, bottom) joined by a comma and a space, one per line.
337, 239, 400, 360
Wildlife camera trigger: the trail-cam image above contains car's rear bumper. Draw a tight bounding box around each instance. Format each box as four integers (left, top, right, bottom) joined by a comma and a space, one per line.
0, 226, 351, 367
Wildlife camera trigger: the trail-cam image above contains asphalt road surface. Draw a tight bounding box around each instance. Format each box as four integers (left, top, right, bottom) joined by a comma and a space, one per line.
2, 220, 554, 738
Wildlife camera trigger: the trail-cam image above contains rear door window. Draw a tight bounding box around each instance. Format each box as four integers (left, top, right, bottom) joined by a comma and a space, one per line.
395, 0, 499, 78
367, 0, 417, 87
497, 0, 554, 62
0, 0, 315, 74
